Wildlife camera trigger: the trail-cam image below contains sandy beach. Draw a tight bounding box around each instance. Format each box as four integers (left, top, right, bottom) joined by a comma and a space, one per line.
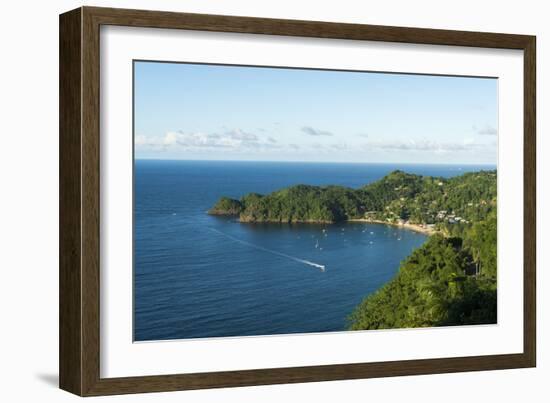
347, 218, 438, 235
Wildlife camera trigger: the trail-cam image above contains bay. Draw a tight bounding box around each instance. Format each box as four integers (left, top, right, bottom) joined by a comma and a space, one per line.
134, 160, 494, 341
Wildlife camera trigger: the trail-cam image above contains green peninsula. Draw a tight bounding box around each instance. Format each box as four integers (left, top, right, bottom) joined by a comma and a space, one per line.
209, 170, 498, 329
209, 170, 496, 229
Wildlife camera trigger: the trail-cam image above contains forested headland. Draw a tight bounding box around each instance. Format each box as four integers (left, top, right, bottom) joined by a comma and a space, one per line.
209, 170, 497, 329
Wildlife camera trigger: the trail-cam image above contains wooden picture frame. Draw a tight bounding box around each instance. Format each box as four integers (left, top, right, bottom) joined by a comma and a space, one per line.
59, 6, 536, 396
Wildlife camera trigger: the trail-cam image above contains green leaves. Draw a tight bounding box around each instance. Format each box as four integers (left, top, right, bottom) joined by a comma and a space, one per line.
207, 197, 243, 216
209, 169, 497, 225
348, 230, 497, 330
208, 169, 498, 330
464, 211, 497, 279
238, 184, 357, 223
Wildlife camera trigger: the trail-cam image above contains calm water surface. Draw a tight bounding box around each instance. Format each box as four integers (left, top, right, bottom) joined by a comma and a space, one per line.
134, 161, 494, 341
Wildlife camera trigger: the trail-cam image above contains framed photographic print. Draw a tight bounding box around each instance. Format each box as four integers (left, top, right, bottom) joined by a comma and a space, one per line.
59, 6, 536, 396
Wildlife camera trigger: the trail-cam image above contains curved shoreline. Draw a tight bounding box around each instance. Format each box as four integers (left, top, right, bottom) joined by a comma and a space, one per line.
347, 218, 437, 235
220, 214, 437, 235
209, 211, 437, 235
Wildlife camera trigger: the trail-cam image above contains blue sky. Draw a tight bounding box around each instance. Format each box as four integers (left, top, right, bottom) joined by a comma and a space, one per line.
134, 61, 497, 164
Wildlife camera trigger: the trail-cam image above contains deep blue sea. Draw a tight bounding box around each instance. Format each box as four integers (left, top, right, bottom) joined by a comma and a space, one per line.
134, 160, 494, 341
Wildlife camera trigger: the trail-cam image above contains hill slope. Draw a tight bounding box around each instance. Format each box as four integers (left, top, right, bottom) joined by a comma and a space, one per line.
209, 170, 497, 228
208, 169, 498, 330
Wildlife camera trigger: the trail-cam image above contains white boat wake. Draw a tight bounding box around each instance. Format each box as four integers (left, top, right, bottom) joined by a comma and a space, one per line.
208, 227, 326, 272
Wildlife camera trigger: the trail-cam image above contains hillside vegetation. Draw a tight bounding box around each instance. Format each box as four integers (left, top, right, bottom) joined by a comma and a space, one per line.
209, 170, 498, 329
209, 170, 496, 228
349, 218, 497, 329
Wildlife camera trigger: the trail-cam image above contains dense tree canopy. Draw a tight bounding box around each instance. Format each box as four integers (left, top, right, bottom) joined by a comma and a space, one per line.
209, 170, 497, 226
348, 234, 497, 330
208, 169, 498, 329
207, 197, 243, 215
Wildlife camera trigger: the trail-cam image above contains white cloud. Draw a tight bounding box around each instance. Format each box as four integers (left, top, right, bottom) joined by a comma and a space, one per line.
364, 139, 491, 154
330, 143, 348, 150
136, 128, 282, 152
301, 126, 333, 136
477, 125, 498, 136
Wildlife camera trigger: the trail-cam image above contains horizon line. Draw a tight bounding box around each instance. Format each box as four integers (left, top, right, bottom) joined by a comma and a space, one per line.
133, 158, 496, 166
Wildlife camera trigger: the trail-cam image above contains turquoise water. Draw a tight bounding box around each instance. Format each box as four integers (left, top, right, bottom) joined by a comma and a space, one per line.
134, 160, 493, 341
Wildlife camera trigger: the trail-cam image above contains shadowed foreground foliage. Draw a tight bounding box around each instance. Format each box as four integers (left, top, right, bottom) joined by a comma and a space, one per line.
349, 213, 497, 330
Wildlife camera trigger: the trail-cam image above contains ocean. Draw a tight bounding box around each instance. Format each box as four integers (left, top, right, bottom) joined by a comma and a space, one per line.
134, 160, 494, 341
